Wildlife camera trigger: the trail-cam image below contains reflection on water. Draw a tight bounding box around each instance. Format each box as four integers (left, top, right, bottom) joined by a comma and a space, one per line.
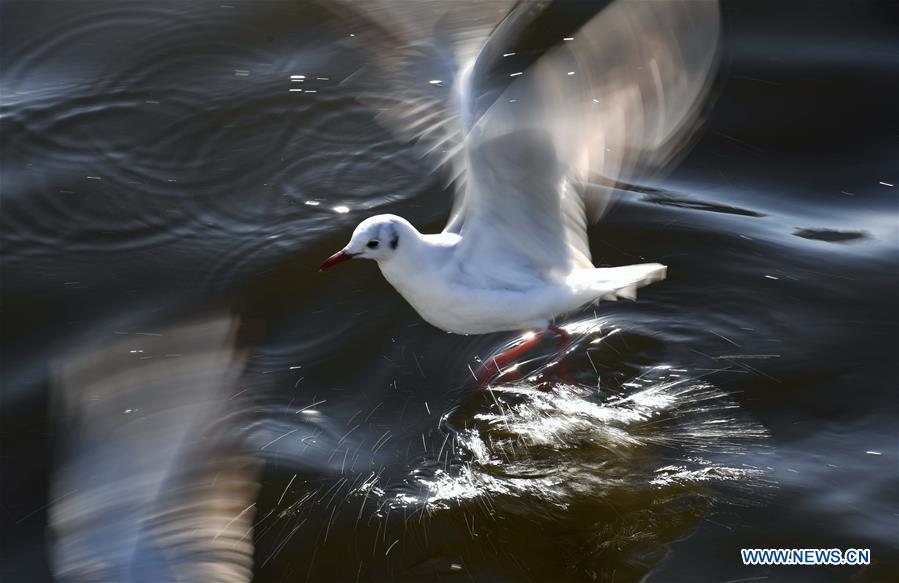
238, 320, 774, 580
1, 0, 897, 581
395, 320, 771, 512
421, 378, 769, 506
49, 316, 259, 581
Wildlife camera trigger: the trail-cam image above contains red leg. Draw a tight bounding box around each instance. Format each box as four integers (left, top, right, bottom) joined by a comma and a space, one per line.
474, 330, 544, 386
544, 324, 574, 386
548, 325, 569, 348
473, 325, 574, 388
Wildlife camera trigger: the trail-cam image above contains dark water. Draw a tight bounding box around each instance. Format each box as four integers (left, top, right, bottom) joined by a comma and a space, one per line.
1, 1, 897, 581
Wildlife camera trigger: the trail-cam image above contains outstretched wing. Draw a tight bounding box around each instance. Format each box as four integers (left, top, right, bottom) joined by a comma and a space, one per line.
450, 0, 721, 285
336, 0, 720, 285
333, 0, 518, 192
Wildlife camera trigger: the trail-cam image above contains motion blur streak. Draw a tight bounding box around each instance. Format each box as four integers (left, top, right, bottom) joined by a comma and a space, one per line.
385, 318, 772, 511
339, 0, 721, 252
49, 316, 259, 582
1, 0, 896, 581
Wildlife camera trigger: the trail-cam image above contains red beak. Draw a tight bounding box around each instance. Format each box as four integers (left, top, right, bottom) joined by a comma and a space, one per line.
319, 250, 356, 271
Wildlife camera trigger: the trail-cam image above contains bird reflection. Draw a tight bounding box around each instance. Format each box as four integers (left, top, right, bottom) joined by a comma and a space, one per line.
50, 316, 259, 582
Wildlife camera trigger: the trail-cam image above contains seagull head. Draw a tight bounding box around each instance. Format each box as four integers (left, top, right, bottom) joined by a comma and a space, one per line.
319, 214, 406, 271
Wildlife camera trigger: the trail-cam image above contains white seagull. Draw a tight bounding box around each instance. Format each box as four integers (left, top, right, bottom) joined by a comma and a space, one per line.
320, 0, 720, 376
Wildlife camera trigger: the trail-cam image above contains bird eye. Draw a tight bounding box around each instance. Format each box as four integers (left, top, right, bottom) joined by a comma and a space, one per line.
367, 240, 380, 249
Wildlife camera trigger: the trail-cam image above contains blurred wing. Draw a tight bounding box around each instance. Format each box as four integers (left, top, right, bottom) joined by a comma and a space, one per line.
450, 0, 721, 282
50, 317, 259, 582
334, 0, 517, 192
334, 0, 719, 283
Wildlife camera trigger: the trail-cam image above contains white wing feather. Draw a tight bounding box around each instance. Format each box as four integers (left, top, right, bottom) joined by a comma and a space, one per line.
452, 0, 721, 285
337, 0, 719, 286
335, 0, 517, 192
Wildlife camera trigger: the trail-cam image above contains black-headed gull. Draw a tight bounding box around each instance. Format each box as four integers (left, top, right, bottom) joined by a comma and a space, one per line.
321, 0, 719, 373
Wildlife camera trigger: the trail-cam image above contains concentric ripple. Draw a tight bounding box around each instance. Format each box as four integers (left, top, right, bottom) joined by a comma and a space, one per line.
1, 1, 429, 290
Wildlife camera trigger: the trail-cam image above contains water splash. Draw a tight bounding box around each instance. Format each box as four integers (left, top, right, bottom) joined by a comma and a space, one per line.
398, 375, 771, 510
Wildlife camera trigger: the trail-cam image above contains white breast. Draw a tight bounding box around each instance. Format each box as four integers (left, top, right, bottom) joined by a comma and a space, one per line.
379, 256, 563, 334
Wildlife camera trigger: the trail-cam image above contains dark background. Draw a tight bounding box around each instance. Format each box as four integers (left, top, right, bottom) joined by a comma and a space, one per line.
2, 1, 897, 581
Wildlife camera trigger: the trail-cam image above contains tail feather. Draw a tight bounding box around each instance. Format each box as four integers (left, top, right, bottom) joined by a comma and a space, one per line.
572, 263, 667, 304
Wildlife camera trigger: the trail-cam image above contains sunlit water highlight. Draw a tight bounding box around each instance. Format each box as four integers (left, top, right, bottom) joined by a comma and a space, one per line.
2, 1, 896, 581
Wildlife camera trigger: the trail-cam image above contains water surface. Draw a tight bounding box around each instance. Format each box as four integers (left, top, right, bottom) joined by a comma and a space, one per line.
1, 1, 897, 581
